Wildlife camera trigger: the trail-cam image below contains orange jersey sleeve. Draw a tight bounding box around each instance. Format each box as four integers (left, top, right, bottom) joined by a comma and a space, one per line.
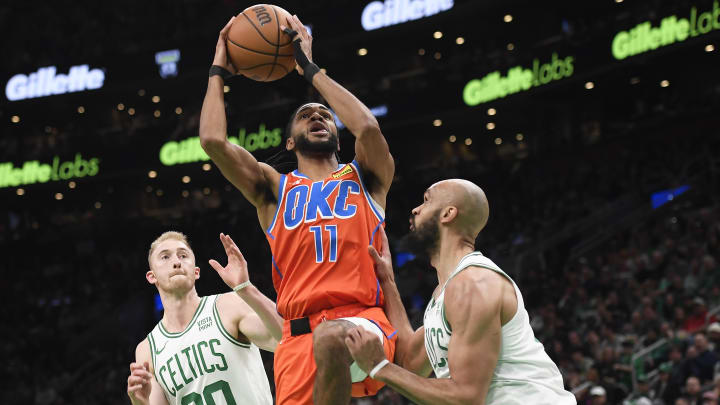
265, 161, 385, 319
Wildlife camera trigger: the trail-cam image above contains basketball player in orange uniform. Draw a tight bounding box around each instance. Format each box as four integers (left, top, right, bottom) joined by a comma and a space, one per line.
199, 15, 396, 405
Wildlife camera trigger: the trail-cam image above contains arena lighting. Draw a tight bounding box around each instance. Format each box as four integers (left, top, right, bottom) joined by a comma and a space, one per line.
5, 64, 105, 101
0, 154, 100, 189
361, 0, 454, 31
160, 125, 283, 166
651, 185, 690, 209
611, 2, 720, 60
463, 53, 575, 106
504, 14, 513, 23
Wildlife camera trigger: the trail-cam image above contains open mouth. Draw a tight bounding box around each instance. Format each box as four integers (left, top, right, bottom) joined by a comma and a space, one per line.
309, 122, 329, 136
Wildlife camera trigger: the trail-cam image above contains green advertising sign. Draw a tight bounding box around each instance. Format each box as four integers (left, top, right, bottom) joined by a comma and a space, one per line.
0, 154, 100, 188
463, 53, 575, 106
160, 124, 283, 166
612, 1, 720, 60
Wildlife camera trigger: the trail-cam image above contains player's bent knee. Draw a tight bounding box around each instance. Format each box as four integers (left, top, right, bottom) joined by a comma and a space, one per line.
312, 321, 353, 362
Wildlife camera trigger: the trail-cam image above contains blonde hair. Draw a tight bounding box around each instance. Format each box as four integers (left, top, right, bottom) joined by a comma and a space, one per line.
148, 231, 192, 267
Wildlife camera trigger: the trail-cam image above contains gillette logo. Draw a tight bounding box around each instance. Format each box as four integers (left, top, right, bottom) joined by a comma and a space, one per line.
361, 0, 453, 31
5, 65, 105, 101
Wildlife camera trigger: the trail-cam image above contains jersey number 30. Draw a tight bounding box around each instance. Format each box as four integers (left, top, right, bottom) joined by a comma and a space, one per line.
309, 225, 337, 263
181, 380, 236, 405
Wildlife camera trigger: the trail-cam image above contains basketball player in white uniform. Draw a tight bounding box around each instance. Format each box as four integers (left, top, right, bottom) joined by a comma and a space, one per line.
126, 231, 283, 405
345, 179, 577, 404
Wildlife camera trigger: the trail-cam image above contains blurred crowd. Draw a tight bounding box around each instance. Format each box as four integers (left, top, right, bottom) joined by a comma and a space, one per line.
1, 100, 718, 404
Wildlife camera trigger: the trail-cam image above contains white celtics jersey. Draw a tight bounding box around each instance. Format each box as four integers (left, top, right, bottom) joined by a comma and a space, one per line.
147, 295, 272, 405
423, 253, 576, 405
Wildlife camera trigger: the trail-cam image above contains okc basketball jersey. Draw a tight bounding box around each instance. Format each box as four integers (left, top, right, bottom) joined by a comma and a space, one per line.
147, 295, 273, 405
423, 253, 576, 404
266, 160, 385, 319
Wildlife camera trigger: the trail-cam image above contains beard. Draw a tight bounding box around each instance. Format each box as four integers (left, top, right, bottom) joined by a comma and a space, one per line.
404, 210, 441, 258
294, 131, 339, 156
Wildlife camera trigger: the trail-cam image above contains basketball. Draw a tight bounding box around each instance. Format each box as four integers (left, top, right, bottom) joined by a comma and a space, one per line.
227, 4, 296, 82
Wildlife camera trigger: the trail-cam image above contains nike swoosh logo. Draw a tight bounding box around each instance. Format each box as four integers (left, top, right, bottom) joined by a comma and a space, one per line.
154, 341, 167, 355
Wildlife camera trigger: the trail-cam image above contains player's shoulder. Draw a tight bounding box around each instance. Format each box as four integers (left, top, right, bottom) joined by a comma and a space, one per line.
445, 268, 505, 309
216, 292, 252, 320
135, 337, 152, 362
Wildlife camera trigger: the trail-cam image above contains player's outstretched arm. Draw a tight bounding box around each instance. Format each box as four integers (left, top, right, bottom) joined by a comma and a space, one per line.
127, 339, 169, 405
284, 15, 394, 200
199, 17, 280, 211
345, 268, 502, 405
210, 233, 283, 351
369, 226, 431, 376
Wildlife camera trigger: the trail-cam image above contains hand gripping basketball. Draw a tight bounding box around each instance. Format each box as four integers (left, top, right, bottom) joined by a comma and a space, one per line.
281, 14, 320, 82
213, 17, 238, 75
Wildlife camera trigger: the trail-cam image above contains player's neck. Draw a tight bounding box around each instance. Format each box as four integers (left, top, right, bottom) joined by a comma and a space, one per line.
159, 289, 202, 333
431, 233, 476, 288
296, 153, 339, 181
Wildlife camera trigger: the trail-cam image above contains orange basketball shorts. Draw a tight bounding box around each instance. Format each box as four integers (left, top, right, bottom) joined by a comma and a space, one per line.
273, 304, 397, 405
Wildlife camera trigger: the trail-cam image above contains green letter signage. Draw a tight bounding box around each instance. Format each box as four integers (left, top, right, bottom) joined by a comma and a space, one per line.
0, 154, 100, 188
160, 124, 282, 166
612, 1, 720, 60
463, 53, 575, 106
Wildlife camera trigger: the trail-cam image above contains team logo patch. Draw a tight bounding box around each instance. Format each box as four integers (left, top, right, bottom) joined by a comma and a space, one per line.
332, 165, 353, 179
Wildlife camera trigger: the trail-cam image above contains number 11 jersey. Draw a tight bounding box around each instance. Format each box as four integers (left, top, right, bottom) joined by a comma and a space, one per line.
266, 161, 386, 320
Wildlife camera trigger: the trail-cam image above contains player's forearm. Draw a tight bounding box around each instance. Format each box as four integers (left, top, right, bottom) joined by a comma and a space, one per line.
236, 285, 283, 341
311, 73, 380, 138
199, 76, 229, 151
380, 279, 415, 366
375, 363, 483, 405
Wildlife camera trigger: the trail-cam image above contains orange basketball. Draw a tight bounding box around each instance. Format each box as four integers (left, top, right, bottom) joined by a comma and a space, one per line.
226, 4, 296, 82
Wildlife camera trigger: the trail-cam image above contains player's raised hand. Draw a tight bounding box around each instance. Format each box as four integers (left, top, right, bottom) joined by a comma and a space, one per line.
345, 327, 387, 375
213, 17, 237, 74
368, 226, 395, 284
127, 361, 153, 405
280, 14, 313, 76
209, 233, 250, 290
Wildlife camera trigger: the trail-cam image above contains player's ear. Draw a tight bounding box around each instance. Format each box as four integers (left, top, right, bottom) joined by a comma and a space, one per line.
286, 136, 295, 151
440, 206, 458, 224
194, 266, 200, 280
146, 270, 157, 285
